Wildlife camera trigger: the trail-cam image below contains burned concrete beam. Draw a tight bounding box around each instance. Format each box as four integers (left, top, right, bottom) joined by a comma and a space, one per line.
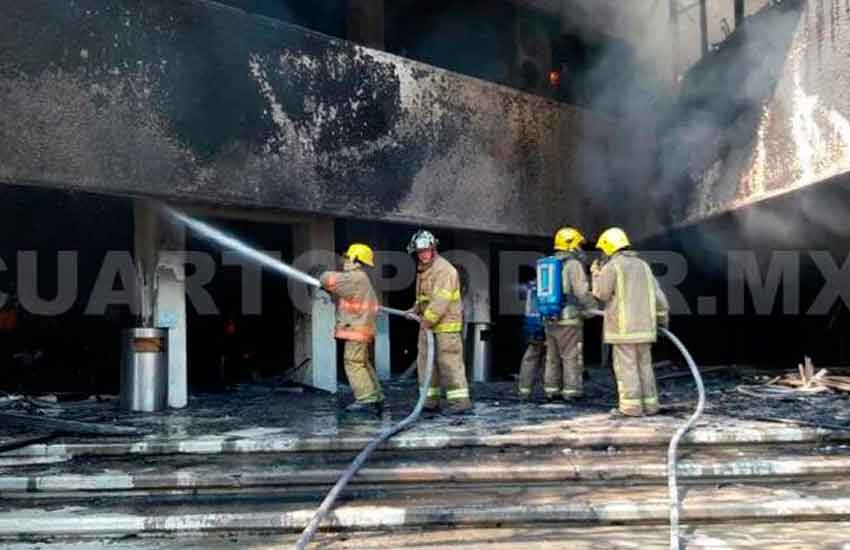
664, 1, 850, 228
0, 0, 637, 237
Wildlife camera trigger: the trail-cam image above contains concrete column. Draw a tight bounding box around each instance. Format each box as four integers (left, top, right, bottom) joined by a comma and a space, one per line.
155, 218, 187, 409
292, 217, 337, 393
133, 201, 188, 409
346, 0, 384, 50
375, 311, 391, 380
452, 234, 492, 325
450, 233, 492, 383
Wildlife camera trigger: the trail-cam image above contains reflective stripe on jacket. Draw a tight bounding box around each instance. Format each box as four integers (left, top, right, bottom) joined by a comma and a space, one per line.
592, 251, 670, 344
415, 254, 463, 333
320, 264, 379, 342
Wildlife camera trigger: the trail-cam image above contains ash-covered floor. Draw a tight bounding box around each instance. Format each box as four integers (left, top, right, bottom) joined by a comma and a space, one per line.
2, 364, 849, 457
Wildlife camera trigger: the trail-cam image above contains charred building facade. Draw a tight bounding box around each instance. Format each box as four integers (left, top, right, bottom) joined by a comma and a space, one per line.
4, 1, 850, 548
1, 0, 849, 401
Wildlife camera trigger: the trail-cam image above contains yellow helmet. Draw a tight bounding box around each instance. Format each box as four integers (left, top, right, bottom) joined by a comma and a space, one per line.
596, 227, 631, 256
344, 243, 375, 267
553, 227, 585, 251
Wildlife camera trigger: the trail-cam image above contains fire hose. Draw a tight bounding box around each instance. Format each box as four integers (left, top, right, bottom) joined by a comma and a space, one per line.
163, 206, 702, 549
296, 310, 703, 549
588, 310, 705, 550
294, 307, 434, 550
160, 206, 437, 549
660, 326, 705, 550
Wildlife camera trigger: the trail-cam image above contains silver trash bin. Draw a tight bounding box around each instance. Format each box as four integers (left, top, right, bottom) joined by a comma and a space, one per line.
469, 322, 493, 383
120, 328, 168, 412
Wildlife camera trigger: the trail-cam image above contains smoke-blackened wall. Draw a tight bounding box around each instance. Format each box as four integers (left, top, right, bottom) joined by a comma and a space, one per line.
659, 1, 850, 232
0, 0, 640, 238
561, 1, 850, 243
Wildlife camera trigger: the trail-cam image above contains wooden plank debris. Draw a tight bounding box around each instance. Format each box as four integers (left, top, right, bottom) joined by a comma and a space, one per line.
764, 357, 850, 394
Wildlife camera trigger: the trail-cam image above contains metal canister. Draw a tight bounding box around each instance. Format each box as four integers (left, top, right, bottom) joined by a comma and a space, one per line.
469, 322, 492, 383
536, 256, 564, 319
120, 328, 169, 412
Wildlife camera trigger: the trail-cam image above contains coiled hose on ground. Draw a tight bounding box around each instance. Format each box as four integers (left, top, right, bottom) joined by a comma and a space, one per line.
295, 307, 435, 550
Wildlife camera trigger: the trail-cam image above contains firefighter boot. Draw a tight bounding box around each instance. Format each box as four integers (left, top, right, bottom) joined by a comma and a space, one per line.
345, 400, 384, 416
446, 398, 473, 416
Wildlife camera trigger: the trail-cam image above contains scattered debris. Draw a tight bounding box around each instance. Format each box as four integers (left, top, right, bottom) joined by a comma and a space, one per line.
771, 357, 850, 392
275, 386, 305, 394
0, 412, 145, 436
767, 357, 850, 393
0, 394, 23, 408
0, 394, 64, 413
35, 394, 59, 403
735, 385, 805, 400
656, 365, 733, 381
735, 357, 850, 402
87, 394, 119, 401
0, 433, 58, 453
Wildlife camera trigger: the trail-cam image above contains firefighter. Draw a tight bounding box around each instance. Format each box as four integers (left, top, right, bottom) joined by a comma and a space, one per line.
543, 227, 595, 402
591, 228, 670, 417
518, 281, 546, 401
407, 230, 473, 415
320, 243, 384, 415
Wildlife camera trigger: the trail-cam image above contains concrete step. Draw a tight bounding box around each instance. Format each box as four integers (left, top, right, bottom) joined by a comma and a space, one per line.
2, 445, 849, 496
3, 522, 850, 549
4, 410, 847, 459
2, 480, 850, 538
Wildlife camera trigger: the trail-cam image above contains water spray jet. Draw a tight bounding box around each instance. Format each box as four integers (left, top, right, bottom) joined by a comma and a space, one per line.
159, 204, 435, 550
159, 205, 322, 289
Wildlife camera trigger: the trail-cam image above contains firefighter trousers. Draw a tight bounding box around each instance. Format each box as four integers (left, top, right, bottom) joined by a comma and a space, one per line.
343, 340, 383, 404
417, 330, 471, 409
612, 343, 659, 416
518, 340, 546, 398
544, 325, 584, 399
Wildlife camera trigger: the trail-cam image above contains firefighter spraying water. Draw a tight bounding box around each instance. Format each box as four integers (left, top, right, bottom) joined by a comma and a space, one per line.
161, 205, 704, 550
156, 205, 442, 549
319, 243, 385, 416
